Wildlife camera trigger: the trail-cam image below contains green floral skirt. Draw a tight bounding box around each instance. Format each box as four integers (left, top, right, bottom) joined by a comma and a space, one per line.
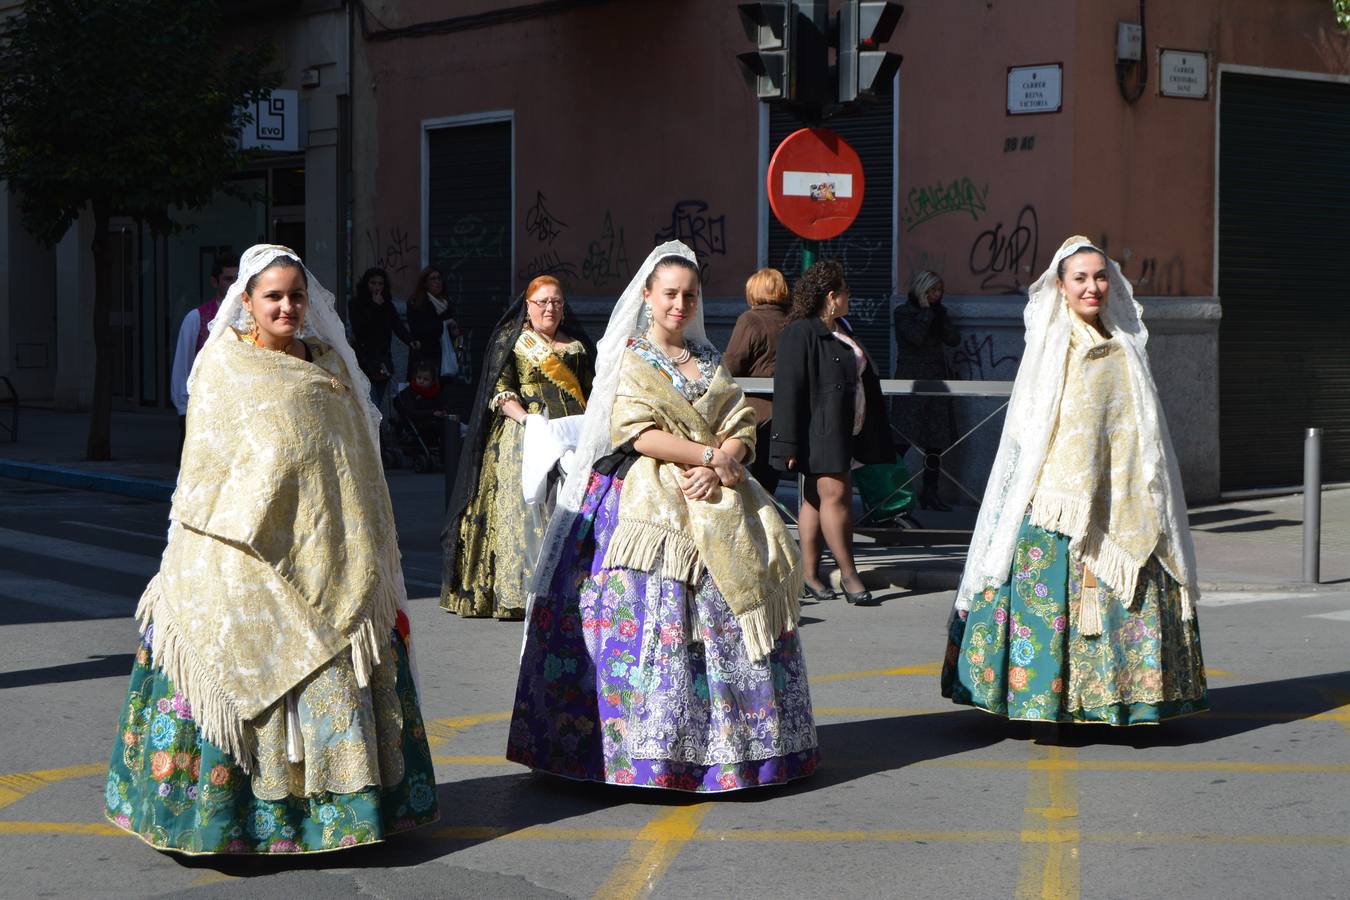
941, 519, 1208, 725
104, 627, 440, 854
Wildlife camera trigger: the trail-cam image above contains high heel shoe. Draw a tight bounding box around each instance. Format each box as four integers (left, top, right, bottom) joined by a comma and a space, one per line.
802, 581, 836, 602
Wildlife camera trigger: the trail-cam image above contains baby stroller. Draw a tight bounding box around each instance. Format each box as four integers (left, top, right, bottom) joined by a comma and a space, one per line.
386, 377, 449, 473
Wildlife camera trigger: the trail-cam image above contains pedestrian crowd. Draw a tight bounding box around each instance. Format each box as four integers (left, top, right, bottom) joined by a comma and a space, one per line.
108, 234, 1206, 855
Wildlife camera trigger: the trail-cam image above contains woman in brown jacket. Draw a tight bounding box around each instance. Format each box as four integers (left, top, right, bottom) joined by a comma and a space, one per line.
723, 267, 791, 494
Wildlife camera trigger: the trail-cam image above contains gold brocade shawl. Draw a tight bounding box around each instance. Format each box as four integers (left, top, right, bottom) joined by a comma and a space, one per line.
1029, 316, 1180, 606
607, 349, 803, 662
516, 330, 587, 408
136, 330, 402, 770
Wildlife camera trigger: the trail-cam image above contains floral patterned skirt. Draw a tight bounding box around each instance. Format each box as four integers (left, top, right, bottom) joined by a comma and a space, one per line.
940, 518, 1208, 725
104, 626, 440, 854
507, 468, 819, 792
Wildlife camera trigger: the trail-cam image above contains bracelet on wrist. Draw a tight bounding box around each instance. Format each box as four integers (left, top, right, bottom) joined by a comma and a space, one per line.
701, 446, 715, 466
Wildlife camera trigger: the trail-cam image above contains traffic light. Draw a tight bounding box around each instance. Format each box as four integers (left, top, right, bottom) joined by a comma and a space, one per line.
737, 3, 790, 100
838, 1, 904, 103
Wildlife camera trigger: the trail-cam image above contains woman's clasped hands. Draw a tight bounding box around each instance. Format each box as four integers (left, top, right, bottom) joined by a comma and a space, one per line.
681, 445, 744, 501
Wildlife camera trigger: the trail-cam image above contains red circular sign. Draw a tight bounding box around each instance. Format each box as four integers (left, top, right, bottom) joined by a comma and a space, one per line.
767, 128, 865, 241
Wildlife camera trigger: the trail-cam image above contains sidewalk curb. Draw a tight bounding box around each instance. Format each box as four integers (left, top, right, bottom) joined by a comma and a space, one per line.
0, 459, 175, 502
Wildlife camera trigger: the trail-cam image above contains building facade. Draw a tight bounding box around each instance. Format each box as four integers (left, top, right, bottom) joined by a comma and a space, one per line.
5, 0, 1349, 499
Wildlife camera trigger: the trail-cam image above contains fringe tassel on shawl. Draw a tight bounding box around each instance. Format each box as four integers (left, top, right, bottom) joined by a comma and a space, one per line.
735, 566, 804, 663
602, 520, 702, 584
1029, 492, 1146, 616
1078, 568, 1104, 637
601, 520, 804, 663
136, 577, 252, 771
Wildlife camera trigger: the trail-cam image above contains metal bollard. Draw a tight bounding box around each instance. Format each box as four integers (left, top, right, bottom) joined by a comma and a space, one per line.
1303, 427, 1321, 584
443, 414, 463, 510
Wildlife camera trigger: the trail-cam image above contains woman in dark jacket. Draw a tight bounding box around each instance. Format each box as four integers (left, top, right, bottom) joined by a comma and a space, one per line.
771, 260, 894, 605
405, 265, 459, 381
349, 266, 413, 407
893, 270, 961, 510
723, 267, 791, 495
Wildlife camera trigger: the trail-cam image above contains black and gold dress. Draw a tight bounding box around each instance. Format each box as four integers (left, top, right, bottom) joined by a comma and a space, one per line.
441, 326, 593, 618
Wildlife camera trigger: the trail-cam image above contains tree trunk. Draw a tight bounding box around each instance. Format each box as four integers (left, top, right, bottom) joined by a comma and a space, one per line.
86, 201, 114, 461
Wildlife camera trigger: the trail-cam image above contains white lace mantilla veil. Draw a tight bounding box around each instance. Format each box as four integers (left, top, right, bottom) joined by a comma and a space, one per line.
954, 235, 1199, 621
525, 241, 705, 622
186, 244, 418, 672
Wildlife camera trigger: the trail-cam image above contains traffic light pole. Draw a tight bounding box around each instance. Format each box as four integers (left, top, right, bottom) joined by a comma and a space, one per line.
802, 239, 819, 272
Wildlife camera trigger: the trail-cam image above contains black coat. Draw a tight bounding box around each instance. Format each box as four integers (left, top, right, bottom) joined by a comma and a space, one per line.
769, 317, 894, 474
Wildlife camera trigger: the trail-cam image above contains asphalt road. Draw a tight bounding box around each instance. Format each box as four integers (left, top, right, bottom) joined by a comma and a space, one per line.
2, 476, 1349, 899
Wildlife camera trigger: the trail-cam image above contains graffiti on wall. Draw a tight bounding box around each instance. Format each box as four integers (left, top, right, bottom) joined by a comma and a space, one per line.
1096, 234, 1189, 295
518, 249, 578, 285
968, 204, 1040, 293
654, 200, 727, 279
901, 177, 990, 231
364, 225, 420, 277
524, 191, 568, 245
948, 332, 1020, 381
581, 211, 631, 287
431, 215, 508, 271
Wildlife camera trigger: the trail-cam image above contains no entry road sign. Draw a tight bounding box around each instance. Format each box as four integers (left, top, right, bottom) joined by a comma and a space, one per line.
767, 127, 865, 241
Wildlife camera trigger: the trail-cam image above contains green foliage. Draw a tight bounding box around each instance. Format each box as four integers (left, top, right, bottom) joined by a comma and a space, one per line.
1336, 0, 1350, 31
0, 0, 278, 244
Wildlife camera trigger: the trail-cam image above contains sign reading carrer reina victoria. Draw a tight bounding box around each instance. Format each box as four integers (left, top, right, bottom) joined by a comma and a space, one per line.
1159, 49, 1210, 99
1006, 63, 1063, 115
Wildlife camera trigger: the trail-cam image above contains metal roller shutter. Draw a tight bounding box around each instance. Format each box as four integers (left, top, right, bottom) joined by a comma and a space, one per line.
1218, 73, 1350, 489
768, 103, 895, 369
426, 122, 513, 408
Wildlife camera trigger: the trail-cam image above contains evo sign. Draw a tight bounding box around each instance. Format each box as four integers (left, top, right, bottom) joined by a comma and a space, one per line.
240, 90, 301, 152
1007, 64, 1062, 115
1158, 49, 1210, 100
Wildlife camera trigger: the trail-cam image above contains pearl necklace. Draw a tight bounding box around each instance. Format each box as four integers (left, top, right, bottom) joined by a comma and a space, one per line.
646, 331, 691, 364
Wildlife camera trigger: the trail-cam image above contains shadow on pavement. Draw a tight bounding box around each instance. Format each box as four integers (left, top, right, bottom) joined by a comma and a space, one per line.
0, 653, 134, 689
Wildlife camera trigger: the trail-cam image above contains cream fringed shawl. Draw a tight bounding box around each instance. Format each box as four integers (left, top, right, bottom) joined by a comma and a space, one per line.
1029, 317, 1183, 612
607, 349, 803, 662
136, 330, 403, 770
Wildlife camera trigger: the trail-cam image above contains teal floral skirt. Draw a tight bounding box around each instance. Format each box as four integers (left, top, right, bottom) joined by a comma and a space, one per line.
941, 519, 1208, 725
104, 625, 440, 854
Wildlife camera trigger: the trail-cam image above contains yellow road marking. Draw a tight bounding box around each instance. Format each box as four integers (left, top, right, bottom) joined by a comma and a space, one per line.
812, 663, 942, 683
921, 759, 1350, 774
1315, 689, 1350, 738
436, 825, 640, 841
1016, 744, 1080, 900
430, 754, 516, 766
424, 711, 512, 748
592, 803, 710, 900
0, 821, 124, 836
190, 871, 240, 886
0, 764, 105, 811
1205, 667, 1232, 677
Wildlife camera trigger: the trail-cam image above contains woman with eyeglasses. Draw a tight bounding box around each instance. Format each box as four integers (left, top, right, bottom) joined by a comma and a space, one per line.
441, 275, 595, 619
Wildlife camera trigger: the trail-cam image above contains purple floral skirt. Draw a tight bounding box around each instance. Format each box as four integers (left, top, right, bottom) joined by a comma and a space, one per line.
507, 469, 819, 792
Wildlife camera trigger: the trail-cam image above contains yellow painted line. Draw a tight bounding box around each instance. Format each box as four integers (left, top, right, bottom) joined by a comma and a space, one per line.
1205, 667, 1232, 678
190, 871, 240, 886
919, 759, 1350, 775
700, 828, 1018, 843
1015, 745, 1080, 900
424, 711, 512, 748
812, 663, 942, 683
436, 825, 639, 841
1315, 689, 1350, 738
430, 754, 517, 766
0, 764, 105, 811
0, 821, 125, 836
592, 803, 710, 900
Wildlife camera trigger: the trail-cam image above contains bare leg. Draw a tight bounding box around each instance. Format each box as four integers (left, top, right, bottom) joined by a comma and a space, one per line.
799, 475, 827, 590
815, 472, 864, 593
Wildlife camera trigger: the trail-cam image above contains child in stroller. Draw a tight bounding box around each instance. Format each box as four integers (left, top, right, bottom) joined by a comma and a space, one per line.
389, 360, 449, 473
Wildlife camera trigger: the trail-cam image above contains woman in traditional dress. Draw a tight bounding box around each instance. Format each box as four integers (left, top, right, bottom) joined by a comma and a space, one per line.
104, 245, 439, 854
940, 236, 1208, 725
441, 275, 594, 619
507, 242, 818, 792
